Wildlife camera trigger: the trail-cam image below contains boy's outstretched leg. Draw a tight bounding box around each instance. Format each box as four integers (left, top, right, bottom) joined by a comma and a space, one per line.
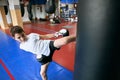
54, 35, 76, 48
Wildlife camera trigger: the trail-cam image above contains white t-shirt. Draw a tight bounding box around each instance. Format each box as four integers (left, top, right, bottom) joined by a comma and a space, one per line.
20, 33, 51, 58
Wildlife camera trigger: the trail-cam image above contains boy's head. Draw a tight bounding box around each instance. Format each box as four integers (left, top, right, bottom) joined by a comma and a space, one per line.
10, 26, 27, 42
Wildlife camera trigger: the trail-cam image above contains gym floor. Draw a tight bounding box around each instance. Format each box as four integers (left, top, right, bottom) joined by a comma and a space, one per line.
0, 20, 77, 80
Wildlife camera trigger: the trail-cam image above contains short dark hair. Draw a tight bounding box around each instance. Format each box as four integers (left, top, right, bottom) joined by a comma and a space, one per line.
10, 26, 24, 37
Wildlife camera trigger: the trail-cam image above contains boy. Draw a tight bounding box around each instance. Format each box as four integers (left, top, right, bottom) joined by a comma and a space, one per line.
10, 26, 76, 80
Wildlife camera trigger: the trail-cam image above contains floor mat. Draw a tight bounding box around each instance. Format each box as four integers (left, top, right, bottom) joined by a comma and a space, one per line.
0, 30, 73, 80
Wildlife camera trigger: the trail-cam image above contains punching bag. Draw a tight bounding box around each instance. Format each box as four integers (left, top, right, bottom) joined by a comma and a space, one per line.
27, 0, 33, 21
20, 3, 25, 17
19, 0, 25, 17
3, 0, 9, 15
4, 6, 8, 15
45, 0, 56, 14
74, 0, 120, 80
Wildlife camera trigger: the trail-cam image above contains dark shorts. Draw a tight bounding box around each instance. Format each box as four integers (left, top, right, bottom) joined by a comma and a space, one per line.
37, 41, 60, 65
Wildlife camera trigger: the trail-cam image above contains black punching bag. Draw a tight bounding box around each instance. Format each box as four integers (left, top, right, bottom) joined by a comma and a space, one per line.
20, 3, 25, 17
20, 0, 25, 17
74, 0, 120, 80
4, 6, 8, 15
45, 0, 56, 14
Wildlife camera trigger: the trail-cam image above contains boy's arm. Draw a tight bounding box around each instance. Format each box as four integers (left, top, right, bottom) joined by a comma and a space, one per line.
39, 29, 69, 39
39, 33, 55, 39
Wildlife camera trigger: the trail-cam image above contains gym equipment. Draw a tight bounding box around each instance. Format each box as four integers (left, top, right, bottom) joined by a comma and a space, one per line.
45, 0, 56, 14
60, 0, 78, 4
20, 3, 25, 17
4, 6, 8, 15
3, 0, 9, 15
36, 0, 47, 5
27, 2, 33, 21
74, 0, 120, 80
